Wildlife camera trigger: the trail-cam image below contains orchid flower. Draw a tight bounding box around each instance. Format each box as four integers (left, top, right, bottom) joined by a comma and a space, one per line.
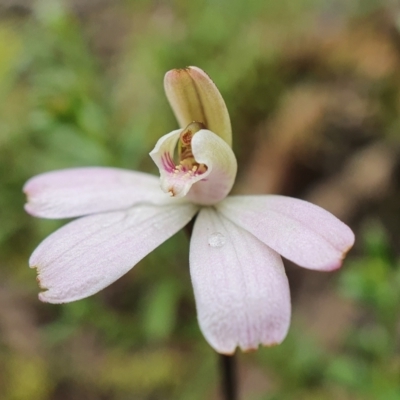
24, 67, 355, 355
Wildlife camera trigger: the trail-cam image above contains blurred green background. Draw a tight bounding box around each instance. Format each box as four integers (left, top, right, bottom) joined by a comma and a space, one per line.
0, 0, 400, 399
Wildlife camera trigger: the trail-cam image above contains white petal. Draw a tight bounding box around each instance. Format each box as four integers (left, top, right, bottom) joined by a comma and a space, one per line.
150, 130, 237, 205
217, 195, 355, 271
164, 67, 232, 146
190, 207, 291, 354
24, 167, 173, 219
30, 203, 198, 303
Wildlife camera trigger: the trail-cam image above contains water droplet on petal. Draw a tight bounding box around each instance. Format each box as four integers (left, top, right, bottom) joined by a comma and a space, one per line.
208, 232, 226, 248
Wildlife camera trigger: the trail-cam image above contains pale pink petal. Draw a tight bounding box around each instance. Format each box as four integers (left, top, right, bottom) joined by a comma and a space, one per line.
150, 129, 237, 205
190, 207, 291, 354
30, 203, 198, 303
217, 195, 355, 271
24, 167, 173, 219
164, 67, 232, 146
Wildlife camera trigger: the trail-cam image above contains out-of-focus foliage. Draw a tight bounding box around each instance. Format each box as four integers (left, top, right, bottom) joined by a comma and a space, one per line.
0, 0, 399, 399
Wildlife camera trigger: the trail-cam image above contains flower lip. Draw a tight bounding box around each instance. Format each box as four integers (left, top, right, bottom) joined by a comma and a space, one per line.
159, 122, 206, 174
150, 126, 237, 205
150, 122, 211, 199
150, 127, 208, 199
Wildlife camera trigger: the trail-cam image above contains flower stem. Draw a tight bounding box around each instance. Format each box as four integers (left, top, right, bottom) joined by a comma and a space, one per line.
219, 353, 238, 400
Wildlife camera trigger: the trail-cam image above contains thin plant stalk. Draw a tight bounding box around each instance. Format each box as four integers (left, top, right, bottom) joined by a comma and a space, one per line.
219, 353, 238, 400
